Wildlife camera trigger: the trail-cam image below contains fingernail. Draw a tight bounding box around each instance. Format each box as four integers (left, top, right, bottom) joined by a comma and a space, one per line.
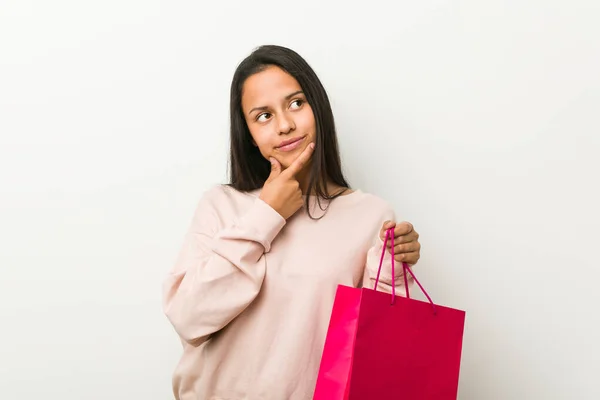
310, 143, 315, 149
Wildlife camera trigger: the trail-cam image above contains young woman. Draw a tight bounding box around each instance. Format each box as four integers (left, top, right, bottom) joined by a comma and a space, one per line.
163, 45, 422, 400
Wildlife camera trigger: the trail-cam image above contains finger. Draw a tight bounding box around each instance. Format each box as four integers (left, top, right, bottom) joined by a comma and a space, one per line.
387, 230, 418, 246
394, 251, 420, 265
379, 220, 396, 240
266, 157, 282, 181
394, 222, 414, 237
392, 241, 421, 255
283, 142, 315, 177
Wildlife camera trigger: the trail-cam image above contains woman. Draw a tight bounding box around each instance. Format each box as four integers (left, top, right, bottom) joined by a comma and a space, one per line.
163, 45, 422, 400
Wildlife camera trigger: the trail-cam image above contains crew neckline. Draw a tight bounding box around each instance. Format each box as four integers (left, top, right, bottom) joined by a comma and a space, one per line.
302, 189, 363, 202
247, 188, 365, 204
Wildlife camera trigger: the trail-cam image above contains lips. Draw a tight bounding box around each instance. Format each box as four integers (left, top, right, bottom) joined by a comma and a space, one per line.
277, 136, 305, 148
276, 136, 306, 152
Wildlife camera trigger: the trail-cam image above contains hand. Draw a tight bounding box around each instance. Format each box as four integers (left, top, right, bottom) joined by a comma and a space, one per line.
259, 143, 315, 219
379, 220, 421, 265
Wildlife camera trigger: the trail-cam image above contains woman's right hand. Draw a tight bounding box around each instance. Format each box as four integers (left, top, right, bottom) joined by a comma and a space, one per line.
259, 142, 315, 219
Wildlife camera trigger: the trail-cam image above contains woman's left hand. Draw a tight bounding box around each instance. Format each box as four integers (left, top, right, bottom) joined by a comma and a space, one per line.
379, 220, 421, 265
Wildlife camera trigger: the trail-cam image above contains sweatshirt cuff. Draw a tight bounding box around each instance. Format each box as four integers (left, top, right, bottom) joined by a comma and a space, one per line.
239, 198, 286, 252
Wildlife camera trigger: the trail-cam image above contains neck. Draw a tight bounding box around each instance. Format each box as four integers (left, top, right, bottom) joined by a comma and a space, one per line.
295, 165, 346, 197
296, 165, 312, 194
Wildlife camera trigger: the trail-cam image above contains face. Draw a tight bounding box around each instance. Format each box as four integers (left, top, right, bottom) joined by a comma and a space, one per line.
241, 66, 316, 169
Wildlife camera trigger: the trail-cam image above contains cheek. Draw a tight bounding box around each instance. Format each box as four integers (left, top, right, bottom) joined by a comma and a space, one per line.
248, 129, 271, 157
299, 108, 317, 135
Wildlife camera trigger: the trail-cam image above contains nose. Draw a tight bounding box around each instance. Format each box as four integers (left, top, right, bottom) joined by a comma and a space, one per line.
276, 113, 295, 135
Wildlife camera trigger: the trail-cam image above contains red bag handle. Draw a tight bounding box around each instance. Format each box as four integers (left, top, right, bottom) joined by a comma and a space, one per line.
373, 228, 437, 314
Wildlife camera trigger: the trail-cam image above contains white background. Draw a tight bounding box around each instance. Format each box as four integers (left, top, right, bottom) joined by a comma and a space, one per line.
1, 0, 599, 399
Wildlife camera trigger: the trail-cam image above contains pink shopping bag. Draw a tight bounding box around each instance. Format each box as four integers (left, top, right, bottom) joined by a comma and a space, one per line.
313, 229, 466, 399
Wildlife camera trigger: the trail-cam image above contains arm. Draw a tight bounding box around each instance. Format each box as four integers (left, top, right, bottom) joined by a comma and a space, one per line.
162, 190, 285, 345
364, 234, 414, 295
363, 208, 418, 295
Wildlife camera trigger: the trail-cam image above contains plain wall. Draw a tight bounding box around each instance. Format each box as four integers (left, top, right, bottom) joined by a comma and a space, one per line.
1, 0, 599, 399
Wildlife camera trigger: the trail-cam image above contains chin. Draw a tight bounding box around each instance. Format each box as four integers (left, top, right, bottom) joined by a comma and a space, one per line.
273, 139, 313, 168
280, 160, 294, 169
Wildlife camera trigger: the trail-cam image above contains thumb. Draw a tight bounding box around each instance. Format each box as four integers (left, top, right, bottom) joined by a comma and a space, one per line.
380, 220, 396, 240
266, 157, 282, 181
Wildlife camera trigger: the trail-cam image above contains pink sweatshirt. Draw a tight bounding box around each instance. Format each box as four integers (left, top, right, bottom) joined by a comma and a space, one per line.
162, 184, 410, 400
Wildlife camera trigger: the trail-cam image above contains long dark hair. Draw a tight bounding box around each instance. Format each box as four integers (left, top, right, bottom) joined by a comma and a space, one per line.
228, 45, 350, 218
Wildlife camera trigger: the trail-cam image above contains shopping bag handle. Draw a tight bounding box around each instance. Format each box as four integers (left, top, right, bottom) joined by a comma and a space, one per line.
374, 228, 437, 314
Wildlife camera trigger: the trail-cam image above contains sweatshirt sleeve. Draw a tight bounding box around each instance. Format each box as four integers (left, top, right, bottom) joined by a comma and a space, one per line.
162, 188, 286, 345
362, 207, 414, 295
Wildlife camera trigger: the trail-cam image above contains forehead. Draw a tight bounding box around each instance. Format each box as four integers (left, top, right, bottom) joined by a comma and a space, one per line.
242, 66, 302, 108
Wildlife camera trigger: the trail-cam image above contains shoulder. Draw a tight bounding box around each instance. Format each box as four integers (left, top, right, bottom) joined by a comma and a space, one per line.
337, 189, 395, 214
360, 190, 394, 209
328, 189, 396, 231
188, 184, 259, 231
359, 190, 396, 220
194, 184, 260, 220
199, 184, 257, 204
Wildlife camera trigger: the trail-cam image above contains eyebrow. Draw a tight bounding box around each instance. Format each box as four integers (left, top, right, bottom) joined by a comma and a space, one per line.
248, 90, 305, 115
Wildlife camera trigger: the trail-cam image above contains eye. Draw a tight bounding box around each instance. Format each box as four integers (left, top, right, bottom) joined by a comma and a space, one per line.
290, 99, 304, 110
256, 113, 271, 122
